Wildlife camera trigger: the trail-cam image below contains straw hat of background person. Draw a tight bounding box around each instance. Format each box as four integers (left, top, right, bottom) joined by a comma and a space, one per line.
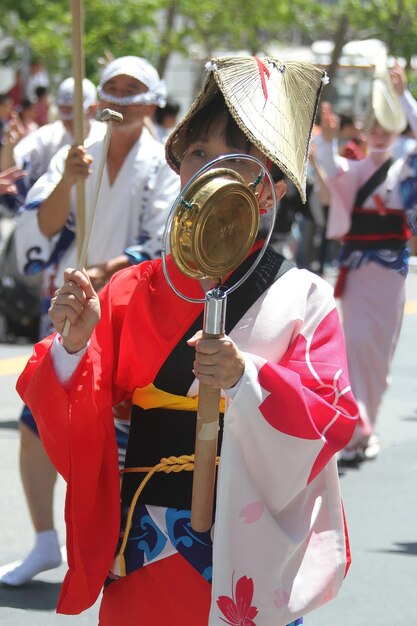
166, 55, 327, 202
364, 48, 407, 134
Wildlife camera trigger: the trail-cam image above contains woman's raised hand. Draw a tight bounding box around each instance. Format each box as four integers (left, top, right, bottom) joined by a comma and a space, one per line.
49, 268, 100, 353
390, 61, 407, 96
320, 101, 339, 143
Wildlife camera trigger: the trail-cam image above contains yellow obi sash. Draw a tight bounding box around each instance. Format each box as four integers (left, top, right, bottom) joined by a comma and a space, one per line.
132, 383, 226, 413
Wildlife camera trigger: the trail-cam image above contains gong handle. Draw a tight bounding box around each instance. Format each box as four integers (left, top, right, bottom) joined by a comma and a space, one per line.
190, 290, 226, 532
190, 373, 222, 532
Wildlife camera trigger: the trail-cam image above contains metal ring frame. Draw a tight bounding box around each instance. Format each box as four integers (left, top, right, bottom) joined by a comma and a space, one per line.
161, 153, 277, 303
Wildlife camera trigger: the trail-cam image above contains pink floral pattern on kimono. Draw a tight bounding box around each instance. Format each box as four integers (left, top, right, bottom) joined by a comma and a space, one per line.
217, 575, 259, 626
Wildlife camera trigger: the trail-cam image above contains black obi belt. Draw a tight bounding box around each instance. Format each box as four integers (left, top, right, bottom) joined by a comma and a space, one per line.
121, 385, 225, 510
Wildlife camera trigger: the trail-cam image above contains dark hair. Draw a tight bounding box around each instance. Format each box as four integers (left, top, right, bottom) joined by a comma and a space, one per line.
185, 90, 283, 182
17, 99, 34, 120
21, 98, 34, 110
0, 93, 11, 106
155, 98, 180, 125
35, 86, 48, 99
339, 113, 355, 131
185, 90, 251, 152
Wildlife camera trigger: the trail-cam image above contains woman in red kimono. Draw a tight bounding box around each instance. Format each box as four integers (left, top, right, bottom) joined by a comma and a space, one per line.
17, 56, 358, 626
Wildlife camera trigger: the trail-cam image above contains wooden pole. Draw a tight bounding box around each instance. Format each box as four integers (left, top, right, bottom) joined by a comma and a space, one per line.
190, 334, 223, 532
190, 292, 226, 532
71, 0, 86, 262
61, 111, 123, 338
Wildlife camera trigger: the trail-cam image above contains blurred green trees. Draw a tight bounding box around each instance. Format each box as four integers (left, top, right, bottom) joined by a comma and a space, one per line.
1, 0, 417, 83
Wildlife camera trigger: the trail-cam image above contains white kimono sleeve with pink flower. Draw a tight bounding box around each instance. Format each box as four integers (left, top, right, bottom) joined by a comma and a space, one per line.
209, 267, 358, 626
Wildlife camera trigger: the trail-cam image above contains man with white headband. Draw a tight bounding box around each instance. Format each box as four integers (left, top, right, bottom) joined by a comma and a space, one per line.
3, 57, 179, 588
97, 55, 167, 108
15, 56, 178, 283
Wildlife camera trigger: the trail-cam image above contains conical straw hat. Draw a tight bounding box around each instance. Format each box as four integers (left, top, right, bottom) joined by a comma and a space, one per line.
365, 49, 407, 133
166, 56, 327, 201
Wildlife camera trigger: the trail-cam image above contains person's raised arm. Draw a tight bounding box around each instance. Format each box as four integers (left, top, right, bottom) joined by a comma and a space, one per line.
390, 61, 417, 141
0, 112, 25, 171
316, 102, 341, 178
37, 145, 92, 237
309, 142, 331, 207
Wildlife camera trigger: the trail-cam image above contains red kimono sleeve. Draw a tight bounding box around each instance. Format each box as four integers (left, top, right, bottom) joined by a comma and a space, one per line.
16, 259, 204, 614
16, 277, 123, 614
257, 305, 359, 486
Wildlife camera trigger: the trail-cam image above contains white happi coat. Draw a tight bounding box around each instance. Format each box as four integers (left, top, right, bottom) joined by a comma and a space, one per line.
13, 119, 106, 186
14, 127, 180, 288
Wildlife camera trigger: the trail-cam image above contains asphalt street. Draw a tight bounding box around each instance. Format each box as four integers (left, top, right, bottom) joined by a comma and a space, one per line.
0, 268, 416, 626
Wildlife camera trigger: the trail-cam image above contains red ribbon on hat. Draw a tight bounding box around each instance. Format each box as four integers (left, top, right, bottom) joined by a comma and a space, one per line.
254, 57, 270, 102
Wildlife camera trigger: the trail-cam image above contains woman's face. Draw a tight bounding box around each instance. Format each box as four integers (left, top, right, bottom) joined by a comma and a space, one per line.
180, 120, 264, 188
367, 122, 397, 152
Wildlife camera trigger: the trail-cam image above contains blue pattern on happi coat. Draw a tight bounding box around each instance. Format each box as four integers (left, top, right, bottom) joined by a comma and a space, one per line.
120, 504, 166, 574
20, 201, 75, 275
112, 505, 213, 584
165, 508, 213, 582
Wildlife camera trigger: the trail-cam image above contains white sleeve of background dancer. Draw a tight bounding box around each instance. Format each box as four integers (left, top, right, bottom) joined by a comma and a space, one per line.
315, 135, 343, 178
136, 161, 180, 259
399, 90, 417, 140
13, 131, 39, 169
14, 146, 71, 275
51, 335, 88, 384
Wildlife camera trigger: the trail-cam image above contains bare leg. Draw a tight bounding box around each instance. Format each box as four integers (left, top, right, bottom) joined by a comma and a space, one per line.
19, 421, 57, 530
0, 422, 62, 585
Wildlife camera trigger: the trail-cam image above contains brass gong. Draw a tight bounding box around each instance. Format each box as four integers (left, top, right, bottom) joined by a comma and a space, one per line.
170, 168, 260, 281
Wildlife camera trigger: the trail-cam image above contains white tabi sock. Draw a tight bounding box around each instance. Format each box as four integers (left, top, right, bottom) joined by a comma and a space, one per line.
0, 529, 62, 586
